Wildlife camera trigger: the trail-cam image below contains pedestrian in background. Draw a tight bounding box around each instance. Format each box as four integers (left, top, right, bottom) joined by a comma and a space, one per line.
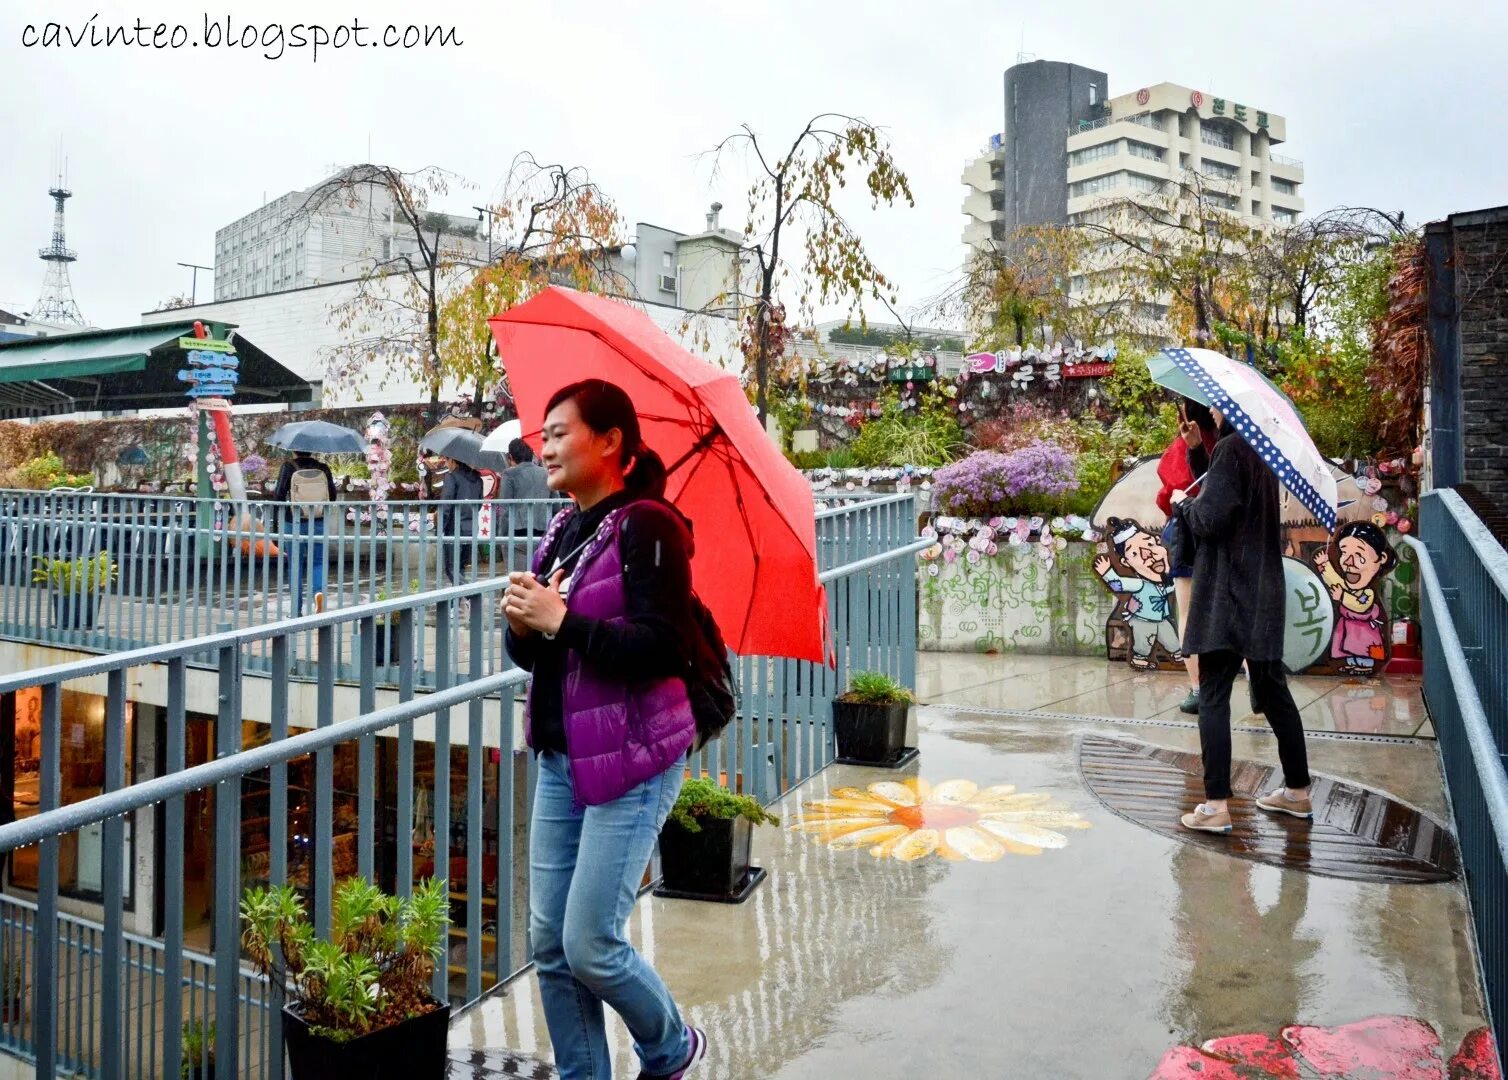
436, 456, 482, 585
273, 450, 336, 615
1157, 397, 1218, 713
1172, 406, 1313, 834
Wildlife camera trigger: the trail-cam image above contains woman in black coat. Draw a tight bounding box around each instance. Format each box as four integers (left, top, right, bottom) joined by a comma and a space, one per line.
1171, 407, 1312, 834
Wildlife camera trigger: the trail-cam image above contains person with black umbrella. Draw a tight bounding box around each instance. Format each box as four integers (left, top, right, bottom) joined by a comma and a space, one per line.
436, 456, 483, 585
273, 449, 337, 615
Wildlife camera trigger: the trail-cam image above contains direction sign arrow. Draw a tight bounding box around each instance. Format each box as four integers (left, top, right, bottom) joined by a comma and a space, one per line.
185, 384, 236, 398
177, 368, 240, 385
177, 337, 235, 354
186, 350, 240, 369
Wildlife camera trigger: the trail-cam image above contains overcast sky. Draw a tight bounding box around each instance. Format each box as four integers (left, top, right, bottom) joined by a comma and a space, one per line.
2, 0, 1503, 330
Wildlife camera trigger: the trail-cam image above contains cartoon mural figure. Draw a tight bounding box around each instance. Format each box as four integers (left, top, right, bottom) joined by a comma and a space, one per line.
1312, 521, 1398, 675
1095, 517, 1182, 671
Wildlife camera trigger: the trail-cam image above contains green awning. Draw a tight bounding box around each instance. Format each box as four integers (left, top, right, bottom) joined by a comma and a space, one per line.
0, 321, 312, 417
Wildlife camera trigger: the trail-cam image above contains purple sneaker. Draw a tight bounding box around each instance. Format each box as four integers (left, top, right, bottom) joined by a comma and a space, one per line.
640, 1026, 706, 1080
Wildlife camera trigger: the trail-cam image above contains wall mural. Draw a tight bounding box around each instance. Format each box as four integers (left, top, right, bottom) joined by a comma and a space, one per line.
789, 777, 1091, 862
1091, 457, 1414, 677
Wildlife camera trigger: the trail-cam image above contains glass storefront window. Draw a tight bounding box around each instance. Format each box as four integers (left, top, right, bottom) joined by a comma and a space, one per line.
8, 688, 135, 903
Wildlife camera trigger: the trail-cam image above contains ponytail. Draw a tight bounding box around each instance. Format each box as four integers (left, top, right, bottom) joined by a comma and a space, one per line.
625, 445, 668, 500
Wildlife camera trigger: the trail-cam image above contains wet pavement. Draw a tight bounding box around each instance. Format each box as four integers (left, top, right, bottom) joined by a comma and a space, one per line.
450, 655, 1487, 1079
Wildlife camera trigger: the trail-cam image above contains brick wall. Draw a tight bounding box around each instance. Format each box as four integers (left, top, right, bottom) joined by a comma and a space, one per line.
1453, 211, 1508, 503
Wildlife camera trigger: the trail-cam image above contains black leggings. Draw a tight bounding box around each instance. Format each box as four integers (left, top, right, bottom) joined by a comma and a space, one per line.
1197, 651, 1311, 800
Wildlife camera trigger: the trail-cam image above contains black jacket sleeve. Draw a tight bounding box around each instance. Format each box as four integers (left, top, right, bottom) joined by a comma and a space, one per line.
553, 504, 692, 681
1179, 438, 1246, 541
273, 461, 295, 503
504, 626, 539, 671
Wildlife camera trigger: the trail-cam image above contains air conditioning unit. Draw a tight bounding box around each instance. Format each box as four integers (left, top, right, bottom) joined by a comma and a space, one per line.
658, 273, 677, 293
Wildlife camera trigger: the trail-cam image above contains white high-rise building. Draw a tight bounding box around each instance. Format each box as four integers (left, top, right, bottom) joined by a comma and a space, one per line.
213, 168, 486, 301
962, 64, 1304, 253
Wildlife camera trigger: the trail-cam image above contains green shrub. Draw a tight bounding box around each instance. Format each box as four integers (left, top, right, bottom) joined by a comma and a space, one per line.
840, 670, 913, 705
0, 451, 93, 490
32, 552, 117, 594
784, 449, 827, 471
669, 777, 779, 833
825, 446, 857, 470
180, 1019, 214, 1079
850, 392, 965, 468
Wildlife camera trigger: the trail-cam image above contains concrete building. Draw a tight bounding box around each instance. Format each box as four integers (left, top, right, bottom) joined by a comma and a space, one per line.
213, 167, 488, 302
604, 204, 749, 314
962, 60, 1305, 249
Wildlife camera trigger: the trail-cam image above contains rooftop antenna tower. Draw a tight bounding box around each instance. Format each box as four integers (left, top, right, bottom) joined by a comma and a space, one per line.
33, 150, 87, 326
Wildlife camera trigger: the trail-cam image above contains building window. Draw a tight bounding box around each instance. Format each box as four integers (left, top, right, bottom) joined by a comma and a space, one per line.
1200, 125, 1235, 150
1272, 178, 1297, 195
1273, 207, 1297, 223
1070, 172, 1124, 198
1127, 112, 1161, 130
1070, 274, 1088, 293
661, 252, 673, 270
1089, 84, 1098, 106
1201, 158, 1240, 180
1126, 172, 1163, 193
1126, 141, 1164, 162
1070, 141, 1120, 167
1207, 192, 1240, 211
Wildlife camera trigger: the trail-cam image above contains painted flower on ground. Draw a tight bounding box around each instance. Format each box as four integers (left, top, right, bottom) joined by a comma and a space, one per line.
791, 778, 1091, 862
1148, 1015, 1498, 1080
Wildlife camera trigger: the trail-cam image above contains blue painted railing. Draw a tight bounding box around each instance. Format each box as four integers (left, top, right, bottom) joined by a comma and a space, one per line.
0, 492, 923, 1077
1407, 489, 1508, 1073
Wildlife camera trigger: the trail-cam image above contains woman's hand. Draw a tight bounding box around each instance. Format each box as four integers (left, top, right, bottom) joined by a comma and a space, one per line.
1170, 489, 1188, 506
1180, 419, 1202, 448
504, 570, 567, 636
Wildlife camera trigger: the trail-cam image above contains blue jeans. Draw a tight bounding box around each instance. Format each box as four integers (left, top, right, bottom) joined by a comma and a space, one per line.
530, 751, 689, 1079
284, 517, 325, 615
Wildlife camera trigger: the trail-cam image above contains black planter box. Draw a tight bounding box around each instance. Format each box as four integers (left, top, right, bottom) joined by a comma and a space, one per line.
357, 622, 403, 665
832, 699, 912, 766
282, 999, 450, 1080
655, 816, 765, 903
50, 592, 99, 632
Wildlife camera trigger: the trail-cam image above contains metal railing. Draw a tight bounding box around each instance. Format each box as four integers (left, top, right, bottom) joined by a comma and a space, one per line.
1407, 489, 1508, 1072
0, 490, 562, 687
0, 489, 917, 695
0, 492, 924, 1077
1270, 152, 1303, 168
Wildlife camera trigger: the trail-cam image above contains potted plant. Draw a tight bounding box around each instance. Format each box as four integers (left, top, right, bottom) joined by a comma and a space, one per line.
654, 778, 778, 904
180, 1019, 214, 1080
240, 876, 450, 1080
0, 958, 22, 1023
32, 552, 117, 631
364, 579, 420, 663
832, 670, 916, 767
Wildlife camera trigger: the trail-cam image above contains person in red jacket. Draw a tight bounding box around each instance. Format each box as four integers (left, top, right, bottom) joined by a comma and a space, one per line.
1157, 398, 1218, 713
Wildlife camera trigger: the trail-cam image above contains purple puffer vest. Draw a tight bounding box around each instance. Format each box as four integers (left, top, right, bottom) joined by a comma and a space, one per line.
526, 501, 695, 806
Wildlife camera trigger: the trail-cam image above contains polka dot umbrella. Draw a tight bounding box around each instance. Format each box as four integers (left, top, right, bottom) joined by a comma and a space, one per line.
1147, 346, 1339, 532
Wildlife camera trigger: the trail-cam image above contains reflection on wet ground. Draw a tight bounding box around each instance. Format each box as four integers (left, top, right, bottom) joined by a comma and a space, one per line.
1080, 734, 1459, 883
451, 655, 1485, 1078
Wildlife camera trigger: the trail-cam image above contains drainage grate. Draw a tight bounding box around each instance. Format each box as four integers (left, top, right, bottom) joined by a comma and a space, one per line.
921, 703, 1430, 746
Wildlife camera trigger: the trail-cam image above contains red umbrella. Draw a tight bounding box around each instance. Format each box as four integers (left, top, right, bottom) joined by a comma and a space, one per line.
488, 287, 826, 663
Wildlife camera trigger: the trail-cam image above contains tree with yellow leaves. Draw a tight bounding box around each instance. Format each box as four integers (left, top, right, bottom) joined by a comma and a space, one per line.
437, 154, 626, 418
703, 114, 914, 421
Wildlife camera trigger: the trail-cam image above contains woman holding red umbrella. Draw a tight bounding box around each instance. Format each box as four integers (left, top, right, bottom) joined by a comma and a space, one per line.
503, 379, 710, 1080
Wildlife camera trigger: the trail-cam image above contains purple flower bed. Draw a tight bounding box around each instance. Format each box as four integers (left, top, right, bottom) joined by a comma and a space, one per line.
931, 441, 1079, 518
